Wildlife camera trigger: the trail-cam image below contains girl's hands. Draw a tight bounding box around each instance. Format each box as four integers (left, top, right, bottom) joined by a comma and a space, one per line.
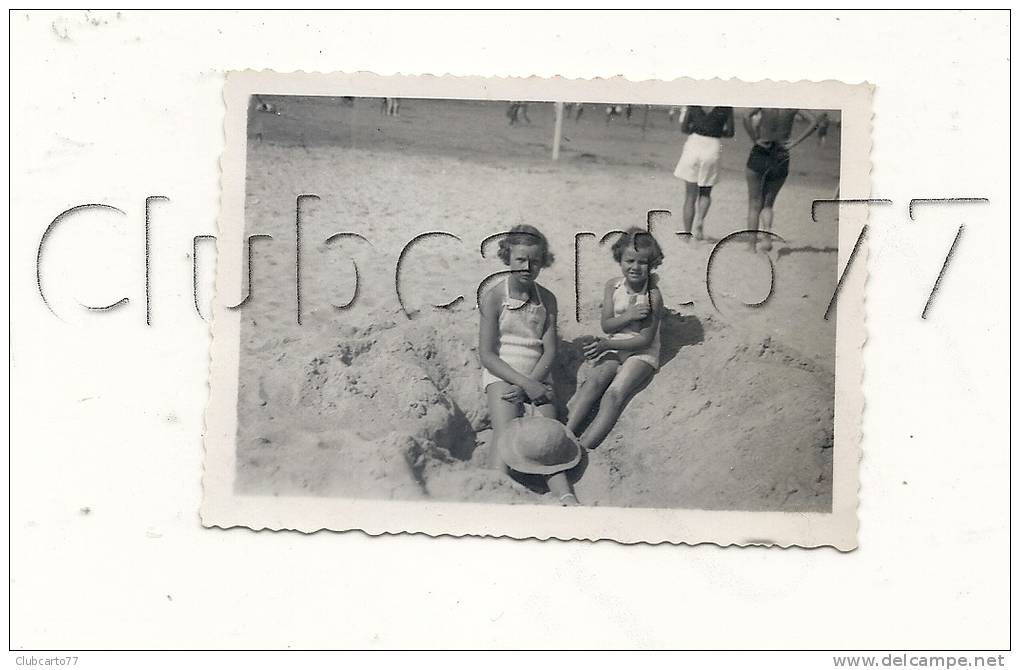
502, 381, 552, 405
501, 385, 525, 404
522, 379, 553, 404
583, 337, 608, 360
625, 301, 650, 322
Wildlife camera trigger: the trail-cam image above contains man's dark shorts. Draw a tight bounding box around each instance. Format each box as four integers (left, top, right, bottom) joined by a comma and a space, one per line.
747, 143, 790, 180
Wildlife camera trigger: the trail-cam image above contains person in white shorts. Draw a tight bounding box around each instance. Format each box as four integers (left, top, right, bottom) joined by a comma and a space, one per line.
673, 106, 734, 240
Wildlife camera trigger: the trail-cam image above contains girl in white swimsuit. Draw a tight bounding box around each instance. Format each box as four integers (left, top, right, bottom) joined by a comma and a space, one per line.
567, 227, 665, 451
605, 277, 661, 370
479, 225, 580, 505
480, 276, 550, 391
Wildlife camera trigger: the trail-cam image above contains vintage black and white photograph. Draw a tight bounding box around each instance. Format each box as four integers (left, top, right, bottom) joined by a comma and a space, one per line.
203, 72, 868, 548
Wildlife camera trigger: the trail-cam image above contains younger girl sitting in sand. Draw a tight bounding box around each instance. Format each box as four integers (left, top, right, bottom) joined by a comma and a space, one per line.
479, 224, 581, 506
567, 227, 664, 450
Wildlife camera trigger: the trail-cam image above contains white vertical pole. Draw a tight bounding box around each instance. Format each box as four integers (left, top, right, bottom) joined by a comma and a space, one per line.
552, 101, 564, 161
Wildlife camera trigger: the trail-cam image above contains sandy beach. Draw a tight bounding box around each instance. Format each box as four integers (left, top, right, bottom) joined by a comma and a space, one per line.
233, 97, 840, 512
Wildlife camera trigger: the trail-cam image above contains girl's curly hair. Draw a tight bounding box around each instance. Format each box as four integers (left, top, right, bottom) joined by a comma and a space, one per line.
496, 224, 555, 267
611, 227, 664, 269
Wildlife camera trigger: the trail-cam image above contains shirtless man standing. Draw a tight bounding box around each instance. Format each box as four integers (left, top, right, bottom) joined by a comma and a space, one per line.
743, 108, 819, 251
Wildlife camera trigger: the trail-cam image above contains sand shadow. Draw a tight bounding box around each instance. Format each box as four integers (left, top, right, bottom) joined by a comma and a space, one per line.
443, 408, 480, 462
657, 310, 705, 370
550, 336, 590, 422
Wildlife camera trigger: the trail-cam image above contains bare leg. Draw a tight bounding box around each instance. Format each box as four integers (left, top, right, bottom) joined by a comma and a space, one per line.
547, 472, 578, 505
745, 167, 765, 251
693, 185, 713, 240
530, 401, 579, 505
566, 359, 620, 436
758, 172, 788, 252
681, 180, 698, 235
485, 382, 521, 470
578, 358, 656, 451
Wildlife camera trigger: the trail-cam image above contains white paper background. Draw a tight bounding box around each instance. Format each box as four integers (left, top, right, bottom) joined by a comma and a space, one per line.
9, 10, 1011, 650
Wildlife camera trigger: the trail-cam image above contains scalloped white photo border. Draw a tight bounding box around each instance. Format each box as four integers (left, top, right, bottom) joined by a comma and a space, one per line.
201, 70, 870, 550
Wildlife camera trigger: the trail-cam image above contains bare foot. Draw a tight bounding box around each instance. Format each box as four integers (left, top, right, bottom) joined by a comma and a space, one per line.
558, 492, 581, 506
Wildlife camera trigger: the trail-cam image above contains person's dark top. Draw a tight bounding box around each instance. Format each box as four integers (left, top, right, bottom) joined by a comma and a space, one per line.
683, 106, 734, 138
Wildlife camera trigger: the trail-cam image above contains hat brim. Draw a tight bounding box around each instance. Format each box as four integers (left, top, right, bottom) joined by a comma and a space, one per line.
498, 420, 583, 476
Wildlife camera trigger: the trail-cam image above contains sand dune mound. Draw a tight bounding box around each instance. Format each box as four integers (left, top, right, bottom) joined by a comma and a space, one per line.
569, 313, 833, 511
235, 306, 832, 512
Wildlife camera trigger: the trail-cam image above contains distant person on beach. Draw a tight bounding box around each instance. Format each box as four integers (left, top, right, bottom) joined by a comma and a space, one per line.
507, 101, 531, 126
479, 225, 580, 505
565, 102, 584, 122
605, 104, 633, 123
674, 106, 734, 240
249, 96, 281, 144
816, 112, 830, 148
743, 108, 820, 252
567, 228, 664, 451
380, 97, 400, 116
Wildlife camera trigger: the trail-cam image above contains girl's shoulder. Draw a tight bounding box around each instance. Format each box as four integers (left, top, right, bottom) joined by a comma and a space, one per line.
645, 275, 663, 304
479, 280, 506, 312
481, 279, 505, 298
604, 276, 622, 290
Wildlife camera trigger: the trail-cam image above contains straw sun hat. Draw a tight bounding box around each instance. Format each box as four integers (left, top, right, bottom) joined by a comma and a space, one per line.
497, 415, 582, 476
